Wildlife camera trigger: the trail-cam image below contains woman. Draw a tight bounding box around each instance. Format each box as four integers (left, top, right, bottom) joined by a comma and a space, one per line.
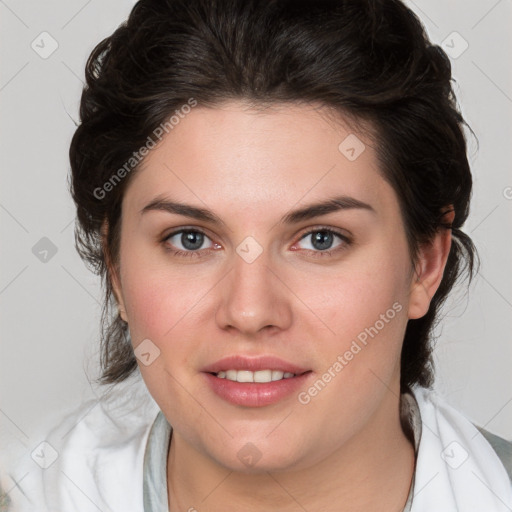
6, 0, 512, 510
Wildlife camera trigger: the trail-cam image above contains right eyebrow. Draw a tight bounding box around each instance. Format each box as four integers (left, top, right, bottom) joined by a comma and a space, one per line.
140, 196, 227, 227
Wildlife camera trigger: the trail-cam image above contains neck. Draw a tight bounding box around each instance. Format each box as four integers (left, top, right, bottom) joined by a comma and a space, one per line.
167, 390, 415, 512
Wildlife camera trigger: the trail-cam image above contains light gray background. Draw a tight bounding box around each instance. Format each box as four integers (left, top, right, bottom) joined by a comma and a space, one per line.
0, 0, 511, 468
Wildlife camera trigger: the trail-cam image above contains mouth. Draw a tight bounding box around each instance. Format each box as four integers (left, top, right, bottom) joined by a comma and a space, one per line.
201, 355, 313, 407
210, 369, 308, 383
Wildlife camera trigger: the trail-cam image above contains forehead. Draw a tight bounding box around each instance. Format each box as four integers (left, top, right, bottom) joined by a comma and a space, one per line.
123, 101, 395, 220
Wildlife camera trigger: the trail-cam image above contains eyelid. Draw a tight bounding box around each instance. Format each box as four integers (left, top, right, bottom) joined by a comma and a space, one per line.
290, 225, 353, 258
162, 226, 213, 242
161, 227, 221, 260
161, 225, 351, 242
295, 225, 352, 243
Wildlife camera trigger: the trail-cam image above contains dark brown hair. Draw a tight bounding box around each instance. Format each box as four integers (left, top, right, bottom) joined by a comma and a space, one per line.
69, 0, 477, 391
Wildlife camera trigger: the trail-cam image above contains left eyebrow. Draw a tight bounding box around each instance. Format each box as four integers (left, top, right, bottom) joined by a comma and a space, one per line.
139, 194, 375, 226
280, 195, 376, 224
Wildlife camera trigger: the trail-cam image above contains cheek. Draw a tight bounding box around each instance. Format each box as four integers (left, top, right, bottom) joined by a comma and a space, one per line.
118, 239, 206, 345
304, 252, 410, 345
292, 262, 410, 426
293, 238, 412, 408
118, 259, 207, 407
121, 269, 204, 343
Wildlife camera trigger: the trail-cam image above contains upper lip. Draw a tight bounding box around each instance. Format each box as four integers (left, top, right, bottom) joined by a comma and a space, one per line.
202, 355, 311, 375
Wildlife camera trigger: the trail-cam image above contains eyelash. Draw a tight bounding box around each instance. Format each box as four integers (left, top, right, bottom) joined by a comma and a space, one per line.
162, 226, 352, 259
295, 227, 352, 259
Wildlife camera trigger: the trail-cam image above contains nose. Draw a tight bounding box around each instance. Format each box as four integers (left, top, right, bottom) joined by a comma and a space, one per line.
215, 248, 293, 336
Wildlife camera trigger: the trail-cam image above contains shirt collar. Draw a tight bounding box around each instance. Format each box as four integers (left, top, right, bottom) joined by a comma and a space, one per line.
143, 410, 172, 512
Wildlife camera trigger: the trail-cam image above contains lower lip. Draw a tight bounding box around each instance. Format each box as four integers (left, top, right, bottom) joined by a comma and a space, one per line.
203, 372, 313, 407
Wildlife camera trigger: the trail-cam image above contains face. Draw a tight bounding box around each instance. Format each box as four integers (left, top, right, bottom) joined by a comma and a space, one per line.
111, 101, 442, 473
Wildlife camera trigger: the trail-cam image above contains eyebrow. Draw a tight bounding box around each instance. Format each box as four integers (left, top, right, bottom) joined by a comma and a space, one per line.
140, 194, 376, 225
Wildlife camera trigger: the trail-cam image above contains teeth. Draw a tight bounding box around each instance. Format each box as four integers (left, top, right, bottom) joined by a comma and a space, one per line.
271, 370, 284, 381
254, 370, 272, 383
237, 370, 254, 383
215, 369, 297, 383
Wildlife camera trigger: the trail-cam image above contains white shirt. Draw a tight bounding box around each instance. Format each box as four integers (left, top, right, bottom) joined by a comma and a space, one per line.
2, 374, 512, 511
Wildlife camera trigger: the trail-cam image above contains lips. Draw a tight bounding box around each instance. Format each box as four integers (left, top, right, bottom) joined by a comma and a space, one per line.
216, 369, 296, 383
201, 355, 313, 407
201, 355, 310, 375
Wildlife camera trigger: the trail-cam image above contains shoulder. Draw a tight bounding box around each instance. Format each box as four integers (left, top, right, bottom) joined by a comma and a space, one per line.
412, 386, 512, 464
477, 426, 512, 482
410, 386, 512, 502
5, 375, 159, 512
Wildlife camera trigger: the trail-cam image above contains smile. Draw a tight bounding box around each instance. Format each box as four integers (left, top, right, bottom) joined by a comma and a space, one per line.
214, 369, 297, 383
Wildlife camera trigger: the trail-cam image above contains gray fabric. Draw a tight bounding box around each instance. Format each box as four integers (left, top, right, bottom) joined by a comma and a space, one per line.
143, 411, 171, 512
401, 392, 422, 512
478, 427, 512, 483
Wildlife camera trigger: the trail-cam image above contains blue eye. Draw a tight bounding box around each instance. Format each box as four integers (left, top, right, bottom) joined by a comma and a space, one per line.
164, 229, 215, 256
162, 227, 351, 260
296, 228, 351, 256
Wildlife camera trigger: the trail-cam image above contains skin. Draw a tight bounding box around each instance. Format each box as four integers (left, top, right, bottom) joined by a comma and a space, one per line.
109, 100, 453, 511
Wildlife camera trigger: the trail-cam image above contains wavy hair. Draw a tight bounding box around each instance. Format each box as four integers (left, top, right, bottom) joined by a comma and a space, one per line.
69, 0, 477, 391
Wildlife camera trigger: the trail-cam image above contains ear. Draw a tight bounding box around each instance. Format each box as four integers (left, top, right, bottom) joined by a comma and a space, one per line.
408, 208, 455, 320
101, 220, 128, 323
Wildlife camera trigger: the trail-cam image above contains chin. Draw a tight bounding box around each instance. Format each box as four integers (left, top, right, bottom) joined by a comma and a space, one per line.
204, 436, 310, 474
